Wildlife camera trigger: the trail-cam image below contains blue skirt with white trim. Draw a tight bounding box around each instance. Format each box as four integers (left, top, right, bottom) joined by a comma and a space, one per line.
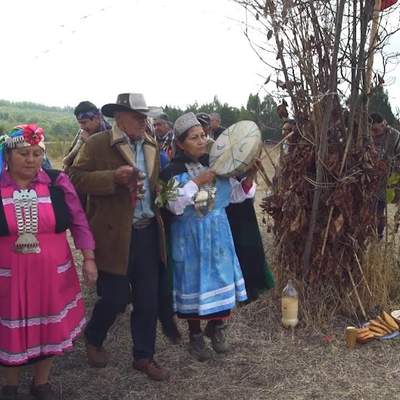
170, 178, 247, 318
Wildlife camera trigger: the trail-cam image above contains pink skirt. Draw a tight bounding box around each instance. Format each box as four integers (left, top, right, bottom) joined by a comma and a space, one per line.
0, 232, 85, 366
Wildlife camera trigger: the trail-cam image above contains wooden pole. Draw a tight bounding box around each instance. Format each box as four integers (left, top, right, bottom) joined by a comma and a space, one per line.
366, 0, 382, 93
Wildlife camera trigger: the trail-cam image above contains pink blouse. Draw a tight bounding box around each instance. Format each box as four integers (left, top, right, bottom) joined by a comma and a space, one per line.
0, 170, 95, 250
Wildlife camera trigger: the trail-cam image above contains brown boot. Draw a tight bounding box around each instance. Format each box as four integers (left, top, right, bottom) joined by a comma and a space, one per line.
205, 322, 229, 354
189, 333, 213, 362
85, 341, 109, 368
133, 359, 169, 381
30, 382, 57, 400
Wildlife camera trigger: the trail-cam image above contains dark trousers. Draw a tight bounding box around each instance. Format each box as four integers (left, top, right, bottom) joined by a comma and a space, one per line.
375, 198, 386, 239
158, 262, 176, 336
85, 222, 160, 360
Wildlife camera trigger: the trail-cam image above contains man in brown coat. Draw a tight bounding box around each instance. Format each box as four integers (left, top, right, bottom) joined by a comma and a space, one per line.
69, 93, 168, 381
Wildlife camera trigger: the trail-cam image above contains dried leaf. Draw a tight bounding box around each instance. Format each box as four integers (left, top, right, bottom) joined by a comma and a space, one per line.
333, 214, 344, 233
290, 212, 301, 232
277, 100, 289, 119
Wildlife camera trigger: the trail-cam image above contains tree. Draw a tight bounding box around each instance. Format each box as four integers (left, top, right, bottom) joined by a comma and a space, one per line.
368, 86, 397, 126
246, 93, 280, 140
0, 100, 77, 141
163, 105, 183, 123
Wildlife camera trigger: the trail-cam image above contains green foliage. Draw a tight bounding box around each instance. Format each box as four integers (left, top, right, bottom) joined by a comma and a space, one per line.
246, 93, 281, 140
369, 87, 397, 127
0, 100, 77, 140
386, 172, 400, 204
0, 94, 284, 145
155, 178, 180, 208
163, 93, 281, 141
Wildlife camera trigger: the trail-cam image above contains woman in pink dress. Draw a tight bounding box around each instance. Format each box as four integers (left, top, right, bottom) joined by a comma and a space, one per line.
0, 124, 97, 400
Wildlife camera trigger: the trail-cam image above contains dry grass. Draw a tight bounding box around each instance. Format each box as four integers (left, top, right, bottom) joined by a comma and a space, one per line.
5, 290, 400, 400
3, 149, 400, 399
45, 142, 71, 163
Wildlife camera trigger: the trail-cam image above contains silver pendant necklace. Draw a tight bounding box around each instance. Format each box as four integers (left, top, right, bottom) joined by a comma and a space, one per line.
13, 189, 40, 254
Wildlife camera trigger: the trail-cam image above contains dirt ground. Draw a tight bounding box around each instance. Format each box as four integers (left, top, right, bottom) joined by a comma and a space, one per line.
2, 149, 400, 400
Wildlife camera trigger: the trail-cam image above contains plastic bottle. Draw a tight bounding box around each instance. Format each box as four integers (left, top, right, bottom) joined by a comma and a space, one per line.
281, 279, 299, 328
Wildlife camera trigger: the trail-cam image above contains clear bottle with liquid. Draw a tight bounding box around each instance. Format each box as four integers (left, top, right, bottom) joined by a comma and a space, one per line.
281, 279, 299, 328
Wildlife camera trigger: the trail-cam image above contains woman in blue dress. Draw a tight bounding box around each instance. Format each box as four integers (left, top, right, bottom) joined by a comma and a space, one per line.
160, 112, 256, 361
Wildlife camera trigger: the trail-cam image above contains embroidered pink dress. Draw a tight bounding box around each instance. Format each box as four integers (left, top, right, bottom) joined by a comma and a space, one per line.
0, 170, 95, 366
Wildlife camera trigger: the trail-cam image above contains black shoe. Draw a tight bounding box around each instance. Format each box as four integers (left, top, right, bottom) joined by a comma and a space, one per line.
30, 383, 58, 400
1, 386, 18, 400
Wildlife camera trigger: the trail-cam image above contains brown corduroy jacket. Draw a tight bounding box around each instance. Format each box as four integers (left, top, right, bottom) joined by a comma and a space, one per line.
69, 125, 166, 276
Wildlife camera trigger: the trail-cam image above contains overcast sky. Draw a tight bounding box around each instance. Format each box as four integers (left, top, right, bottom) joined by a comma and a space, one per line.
1, 0, 399, 111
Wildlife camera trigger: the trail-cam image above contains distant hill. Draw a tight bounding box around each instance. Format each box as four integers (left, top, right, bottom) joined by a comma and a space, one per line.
0, 100, 77, 140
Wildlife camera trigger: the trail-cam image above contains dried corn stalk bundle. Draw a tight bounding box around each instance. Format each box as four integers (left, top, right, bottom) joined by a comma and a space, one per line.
262, 141, 387, 282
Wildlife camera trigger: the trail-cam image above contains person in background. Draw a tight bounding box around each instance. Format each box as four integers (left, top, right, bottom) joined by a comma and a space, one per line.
69, 93, 169, 381
154, 113, 174, 159
196, 113, 215, 154
369, 112, 400, 238
63, 101, 111, 173
226, 170, 275, 302
280, 119, 296, 156
272, 119, 297, 195
0, 124, 96, 400
210, 112, 226, 140
196, 113, 212, 139
160, 112, 254, 362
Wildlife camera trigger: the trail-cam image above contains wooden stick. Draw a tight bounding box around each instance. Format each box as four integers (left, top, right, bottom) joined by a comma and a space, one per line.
269, 131, 295, 153
321, 207, 334, 256
346, 292, 361, 324
366, 0, 383, 94
353, 251, 373, 298
255, 162, 273, 188
262, 143, 277, 171
346, 266, 367, 320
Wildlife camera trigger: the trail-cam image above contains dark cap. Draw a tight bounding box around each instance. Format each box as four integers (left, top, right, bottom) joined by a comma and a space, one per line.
196, 112, 211, 126
74, 101, 98, 117
368, 112, 384, 124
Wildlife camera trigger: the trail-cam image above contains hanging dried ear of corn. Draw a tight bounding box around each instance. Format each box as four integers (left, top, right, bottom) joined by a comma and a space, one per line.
235, 0, 400, 316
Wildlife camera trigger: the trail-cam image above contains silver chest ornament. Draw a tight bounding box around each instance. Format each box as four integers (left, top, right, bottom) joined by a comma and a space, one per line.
13, 189, 40, 254
185, 163, 217, 216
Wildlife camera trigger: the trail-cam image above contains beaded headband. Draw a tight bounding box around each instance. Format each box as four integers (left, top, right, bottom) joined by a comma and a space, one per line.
0, 124, 46, 175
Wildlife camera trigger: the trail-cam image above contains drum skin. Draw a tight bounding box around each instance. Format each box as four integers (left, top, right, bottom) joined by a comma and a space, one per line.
209, 121, 262, 177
